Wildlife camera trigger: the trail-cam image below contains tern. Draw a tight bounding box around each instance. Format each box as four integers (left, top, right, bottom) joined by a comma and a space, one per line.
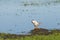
32, 20, 40, 29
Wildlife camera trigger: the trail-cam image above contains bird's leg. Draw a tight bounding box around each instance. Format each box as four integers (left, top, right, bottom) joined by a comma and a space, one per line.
34, 25, 38, 29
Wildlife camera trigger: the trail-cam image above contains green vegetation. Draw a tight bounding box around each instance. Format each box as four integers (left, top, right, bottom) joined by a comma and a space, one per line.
0, 29, 60, 40
0, 33, 60, 40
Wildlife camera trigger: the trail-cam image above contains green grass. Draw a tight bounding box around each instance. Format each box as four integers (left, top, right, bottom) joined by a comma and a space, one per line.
0, 33, 60, 40
0, 29, 60, 40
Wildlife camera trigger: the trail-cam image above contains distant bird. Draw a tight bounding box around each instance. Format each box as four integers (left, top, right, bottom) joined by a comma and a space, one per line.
32, 20, 40, 29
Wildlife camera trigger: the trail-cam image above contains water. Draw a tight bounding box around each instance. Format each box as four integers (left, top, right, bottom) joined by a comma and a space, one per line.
0, 0, 60, 34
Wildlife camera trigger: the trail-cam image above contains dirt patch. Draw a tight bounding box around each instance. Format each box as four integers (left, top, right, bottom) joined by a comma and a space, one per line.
30, 28, 52, 35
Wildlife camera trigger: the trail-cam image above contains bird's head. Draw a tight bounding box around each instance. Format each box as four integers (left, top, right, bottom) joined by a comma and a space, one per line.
32, 20, 37, 24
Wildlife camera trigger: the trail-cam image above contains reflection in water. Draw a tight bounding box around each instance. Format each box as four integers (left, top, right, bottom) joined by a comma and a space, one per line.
8, 29, 13, 31
57, 23, 60, 25
22, 0, 60, 6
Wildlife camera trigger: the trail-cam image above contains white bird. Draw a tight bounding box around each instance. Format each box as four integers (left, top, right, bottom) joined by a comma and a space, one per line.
32, 20, 40, 29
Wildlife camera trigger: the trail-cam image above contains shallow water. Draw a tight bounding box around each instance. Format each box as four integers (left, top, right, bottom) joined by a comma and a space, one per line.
0, 0, 60, 34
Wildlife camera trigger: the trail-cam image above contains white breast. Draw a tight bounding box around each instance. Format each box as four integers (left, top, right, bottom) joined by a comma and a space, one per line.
32, 20, 39, 26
